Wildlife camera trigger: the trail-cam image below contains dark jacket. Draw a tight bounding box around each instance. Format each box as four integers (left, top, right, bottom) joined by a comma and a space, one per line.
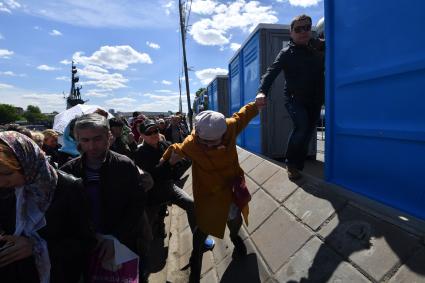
42, 144, 61, 165
135, 141, 174, 185
0, 170, 94, 283
60, 150, 143, 252
258, 38, 325, 104
110, 137, 137, 160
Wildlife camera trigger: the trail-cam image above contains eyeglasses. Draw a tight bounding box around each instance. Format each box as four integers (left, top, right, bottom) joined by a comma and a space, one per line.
293, 24, 311, 33
144, 129, 159, 136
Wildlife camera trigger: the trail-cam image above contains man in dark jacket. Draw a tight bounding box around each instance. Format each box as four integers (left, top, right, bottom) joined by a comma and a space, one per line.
109, 117, 137, 160
135, 120, 196, 237
256, 14, 324, 180
61, 113, 144, 258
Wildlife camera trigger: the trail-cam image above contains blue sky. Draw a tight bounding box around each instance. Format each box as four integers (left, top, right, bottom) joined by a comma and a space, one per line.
0, 0, 323, 113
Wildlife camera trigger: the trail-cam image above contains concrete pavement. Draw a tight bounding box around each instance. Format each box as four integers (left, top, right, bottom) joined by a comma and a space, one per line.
163, 146, 425, 283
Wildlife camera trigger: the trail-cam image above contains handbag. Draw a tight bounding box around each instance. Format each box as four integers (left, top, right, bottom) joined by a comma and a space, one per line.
202, 147, 251, 210
231, 174, 251, 210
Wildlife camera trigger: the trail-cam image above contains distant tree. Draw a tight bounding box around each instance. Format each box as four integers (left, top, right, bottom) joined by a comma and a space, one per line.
23, 105, 47, 123
195, 87, 206, 97
0, 104, 21, 124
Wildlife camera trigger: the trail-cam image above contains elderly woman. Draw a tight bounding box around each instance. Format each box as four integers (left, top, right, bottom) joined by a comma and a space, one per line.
161, 100, 264, 282
0, 131, 93, 283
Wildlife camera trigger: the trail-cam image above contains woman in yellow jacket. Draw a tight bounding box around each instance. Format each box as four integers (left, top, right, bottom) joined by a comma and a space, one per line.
161, 98, 265, 282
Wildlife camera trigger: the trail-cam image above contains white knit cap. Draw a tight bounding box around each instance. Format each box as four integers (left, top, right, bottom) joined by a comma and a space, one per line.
195, 111, 227, 140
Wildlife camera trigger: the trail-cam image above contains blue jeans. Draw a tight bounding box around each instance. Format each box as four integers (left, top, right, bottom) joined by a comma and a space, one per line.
284, 96, 322, 170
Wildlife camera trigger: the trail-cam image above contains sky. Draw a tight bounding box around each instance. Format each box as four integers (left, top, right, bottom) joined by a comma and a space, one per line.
0, 0, 324, 113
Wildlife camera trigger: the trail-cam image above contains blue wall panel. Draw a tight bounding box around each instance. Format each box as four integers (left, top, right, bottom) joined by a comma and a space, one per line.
326, 0, 425, 219
241, 32, 261, 154
229, 54, 243, 146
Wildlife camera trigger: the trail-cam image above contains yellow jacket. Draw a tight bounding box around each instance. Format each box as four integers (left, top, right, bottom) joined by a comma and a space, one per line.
162, 102, 259, 238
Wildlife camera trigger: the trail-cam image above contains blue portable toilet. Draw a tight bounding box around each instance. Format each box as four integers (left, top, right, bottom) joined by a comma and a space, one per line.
325, 0, 425, 220
229, 24, 317, 158
206, 75, 229, 116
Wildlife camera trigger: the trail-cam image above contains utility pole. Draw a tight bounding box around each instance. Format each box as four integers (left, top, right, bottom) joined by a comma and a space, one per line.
178, 0, 193, 131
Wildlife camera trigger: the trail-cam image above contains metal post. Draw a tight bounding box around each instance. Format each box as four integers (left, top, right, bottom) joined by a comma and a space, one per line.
178, 0, 193, 131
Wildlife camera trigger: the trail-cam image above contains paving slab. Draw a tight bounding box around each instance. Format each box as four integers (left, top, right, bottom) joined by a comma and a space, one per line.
248, 159, 281, 186
240, 154, 264, 173
319, 205, 422, 281
212, 228, 233, 265
244, 237, 272, 282
200, 268, 218, 283
246, 189, 279, 234
245, 175, 260, 195
284, 182, 346, 231
178, 212, 190, 232
178, 226, 193, 257
178, 250, 191, 270
201, 251, 215, 275
275, 236, 370, 282
389, 247, 425, 283
251, 208, 313, 273
216, 255, 232, 279
237, 148, 252, 163
261, 170, 299, 203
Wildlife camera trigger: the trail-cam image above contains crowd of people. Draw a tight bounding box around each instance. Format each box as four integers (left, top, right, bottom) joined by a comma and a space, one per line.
0, 13, 323, 283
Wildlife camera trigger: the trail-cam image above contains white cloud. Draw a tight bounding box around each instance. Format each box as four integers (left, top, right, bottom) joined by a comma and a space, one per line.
0, 0, 21, 13
33, 26, 41, 30
0, 33, 4, 40
5, 0, 21, 9
21, 94, 65, 112
189, 0, 278, 46
195, 67, 228, 85
288, 0, 322, 7
230, 42, 241, 51
60, 59, 72, 65
104, 97, 137, 110
37, 64, 60, 71
161, 80, 172, 85
163, 1, 174, 16
190, 19, 229, 46
0, 85, 66, 112
49, 29, 63, 36
55, 76, 69, 81
146, 41, 160, 49
78, 65, 128, 90
73, 45, 152, 70
0, 3, 11, 13
0, 83, 13, 88
191, 0, 217, 15
0, 49, 14, 58
85, 89, 112, 98
26, 1, 175, 28
0, 71, 16, 76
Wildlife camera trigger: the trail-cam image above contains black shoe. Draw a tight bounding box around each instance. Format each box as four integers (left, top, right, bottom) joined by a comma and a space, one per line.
287, 166, 302, 180
231, 236, 247, 260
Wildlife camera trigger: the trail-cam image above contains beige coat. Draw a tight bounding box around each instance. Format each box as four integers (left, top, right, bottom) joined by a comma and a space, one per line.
162, 102, 259, 238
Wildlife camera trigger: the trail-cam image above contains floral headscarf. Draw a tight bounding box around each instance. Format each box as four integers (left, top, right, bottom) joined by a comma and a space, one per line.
0, 131, 57, 283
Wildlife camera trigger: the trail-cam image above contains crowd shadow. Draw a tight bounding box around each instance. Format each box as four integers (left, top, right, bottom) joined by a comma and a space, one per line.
287, 177, 425, 283
220, 254, 261, 283
146, 237, 169, 273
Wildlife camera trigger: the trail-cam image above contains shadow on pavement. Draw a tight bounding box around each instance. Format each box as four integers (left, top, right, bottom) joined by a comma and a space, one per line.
220, 254, 261, 283
289, 178, 425, 282
147, 237, 169, 273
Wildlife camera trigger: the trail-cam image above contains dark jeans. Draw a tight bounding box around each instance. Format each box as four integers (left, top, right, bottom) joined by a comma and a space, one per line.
284, 96, 322, 170
190, 215, 243, 282
147, 184, 196, 232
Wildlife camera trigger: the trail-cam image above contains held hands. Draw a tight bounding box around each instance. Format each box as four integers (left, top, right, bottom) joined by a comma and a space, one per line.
169, 151, 183, 165
255, 93, 267, 109
0, 235, 33, 268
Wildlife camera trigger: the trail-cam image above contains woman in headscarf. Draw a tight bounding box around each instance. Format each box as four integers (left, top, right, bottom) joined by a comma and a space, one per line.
0, 131, 94, 283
